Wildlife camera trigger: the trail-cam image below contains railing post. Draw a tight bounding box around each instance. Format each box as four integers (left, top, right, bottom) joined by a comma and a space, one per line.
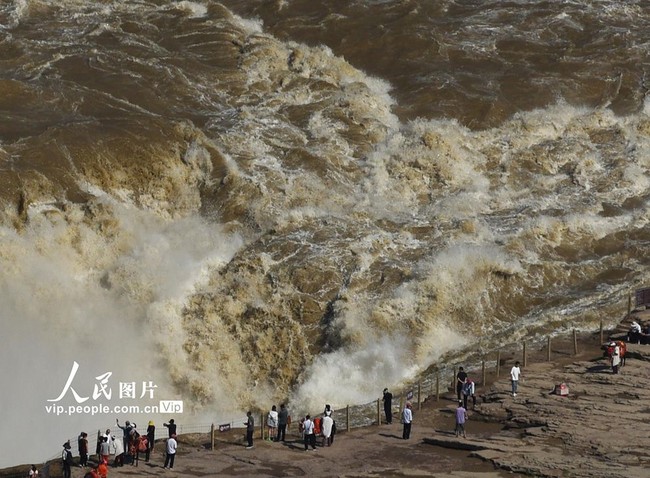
523, 341, 527, 367
573, 329, 578, 355
496, 351, 501, 378
628, 290, 632, 317
600, 319, 604, 344
377, 398, 381, 425
481, 360, 486, 387
417, 382, 422, 410
346, 405, 350, 432
210, 423, 215, 450
547, 336, 552, 362
260, 413, 264, 440
436, 371, 440, 401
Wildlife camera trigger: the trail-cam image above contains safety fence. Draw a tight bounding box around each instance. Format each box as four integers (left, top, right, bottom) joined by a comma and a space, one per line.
12, 324, 607, 478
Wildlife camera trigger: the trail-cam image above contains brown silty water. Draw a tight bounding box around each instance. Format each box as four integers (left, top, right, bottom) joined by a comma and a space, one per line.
0, 0, 649, 467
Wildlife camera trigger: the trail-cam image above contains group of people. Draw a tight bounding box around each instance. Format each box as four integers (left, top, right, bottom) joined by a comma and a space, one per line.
384, 363, 522, 441
455, 367, 479, 407
58, 363, 522, 475
264, 404, 291, 443
381, 387, 413, 440
384, 388, 465, 440
60, 417, 179, 476
61, 439, 108, 478
244, 404, 337, 451
299, 406, 335, 451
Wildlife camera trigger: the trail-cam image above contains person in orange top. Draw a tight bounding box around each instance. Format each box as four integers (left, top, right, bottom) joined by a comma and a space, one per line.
313, 416, 322, 436
83, 467, 99, 478
97, 460, 108, 478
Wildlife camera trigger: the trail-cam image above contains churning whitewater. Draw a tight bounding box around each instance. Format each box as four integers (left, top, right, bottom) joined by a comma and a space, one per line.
1, 0, 649, 467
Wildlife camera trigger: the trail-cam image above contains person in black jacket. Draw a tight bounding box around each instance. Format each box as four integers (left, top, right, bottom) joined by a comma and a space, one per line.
382, 388, 393, 424
116, 419, 137, 463
163, 418, 177, 437
276, 404, 289, 442
61, 441, 73, 478
456, 367, 468, 401
77, 432, 88, 467
145, 421, 155, 462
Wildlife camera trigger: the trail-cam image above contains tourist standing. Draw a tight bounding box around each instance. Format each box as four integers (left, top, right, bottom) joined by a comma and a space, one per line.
163, 419, 176, 437
61, 441, 73, 478
116, 420, 136, 461
245, 411, 254, 449
277, 404, 289, 442
163, 434, 177, 469
99, 436, 110, 464
462, 378, 476, 409
28, 465, 39, 477
145, 421, 155, 462
267, 405, 279, 441
611, 343, 621, 374
322, 413, 334, 446
456, 367, 468, 401
455, 401, 468, 438
402, 402, 413, 439
382, 388, 393, 424
111, 432, 125, 467
510, 361, 521, 397
78, 432, 88, 467
303, 414, 317, 450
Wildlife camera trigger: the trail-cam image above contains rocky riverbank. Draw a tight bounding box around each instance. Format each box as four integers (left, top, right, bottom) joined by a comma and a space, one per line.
425, 340, 650, 477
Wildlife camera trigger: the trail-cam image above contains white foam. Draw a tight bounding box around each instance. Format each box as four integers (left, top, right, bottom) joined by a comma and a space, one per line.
1, 0, 29, 29
231, 12, 264, 35
173, 1, 208, 18
290, 335, 420, 410
0, 198, 244, 466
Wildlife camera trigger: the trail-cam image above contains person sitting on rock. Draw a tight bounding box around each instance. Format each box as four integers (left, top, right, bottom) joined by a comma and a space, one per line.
643, 323, 650, 344
629, 321, 642, 344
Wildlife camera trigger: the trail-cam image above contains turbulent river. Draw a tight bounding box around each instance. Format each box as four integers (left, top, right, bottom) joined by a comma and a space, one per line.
1, 0, 649, 466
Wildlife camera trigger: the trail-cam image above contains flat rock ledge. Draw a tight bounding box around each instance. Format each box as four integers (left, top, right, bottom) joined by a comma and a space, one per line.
423, 344, 650, 477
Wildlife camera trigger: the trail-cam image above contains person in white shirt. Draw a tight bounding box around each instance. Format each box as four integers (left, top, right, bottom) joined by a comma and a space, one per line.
111, 431, 125, 467
402, 402, 413, 439
630, 321, 642, 343
322, 414, 334, 447
302, 415, 316, 450
510, 361, 521, 397
267, 405, 279, 441
462, 378, 476, 409
611, 344, 621, 374
163, 434, 177, 469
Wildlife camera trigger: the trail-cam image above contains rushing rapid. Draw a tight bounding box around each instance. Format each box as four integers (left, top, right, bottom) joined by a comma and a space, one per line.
1, 0, 649, 467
